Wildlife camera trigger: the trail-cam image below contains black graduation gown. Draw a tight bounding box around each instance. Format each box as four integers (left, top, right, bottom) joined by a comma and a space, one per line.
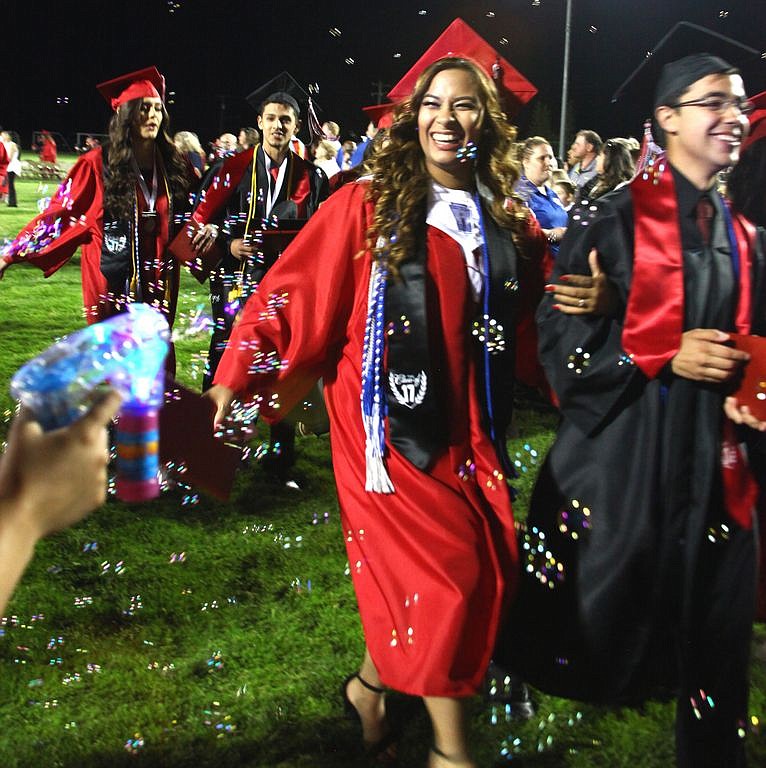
203, 146, 329, 388
499, 173, 762, 766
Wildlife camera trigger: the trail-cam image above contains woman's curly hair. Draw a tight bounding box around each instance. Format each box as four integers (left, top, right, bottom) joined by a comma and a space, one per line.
364, 57, 528, 273
103, 98, 190, 220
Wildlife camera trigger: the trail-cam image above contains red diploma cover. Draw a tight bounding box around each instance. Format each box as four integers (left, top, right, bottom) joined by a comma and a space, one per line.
160, 381, 242, 499
729, 334, 766, 421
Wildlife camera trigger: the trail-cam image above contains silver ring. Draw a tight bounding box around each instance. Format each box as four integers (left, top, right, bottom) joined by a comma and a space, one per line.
578, 299, 586, 307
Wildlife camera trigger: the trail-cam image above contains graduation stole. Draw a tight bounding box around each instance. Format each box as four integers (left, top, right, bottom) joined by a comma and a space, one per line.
275, 151, 312, 219
622, 161, 753, 377
99, 147, 173, 311
623, 161, 757, 529
362, 199, 519, 492
191, 146, 255, 225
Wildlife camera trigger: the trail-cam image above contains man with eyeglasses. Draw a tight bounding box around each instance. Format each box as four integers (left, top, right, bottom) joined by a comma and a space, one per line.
504, 53, 763, 768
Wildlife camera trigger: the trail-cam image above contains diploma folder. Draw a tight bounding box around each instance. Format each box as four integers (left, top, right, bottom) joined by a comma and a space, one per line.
729, 334, 766, 421
159, 381, 242, 500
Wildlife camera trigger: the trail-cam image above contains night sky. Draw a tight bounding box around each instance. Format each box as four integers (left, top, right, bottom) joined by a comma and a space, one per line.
4, 0, 765, 155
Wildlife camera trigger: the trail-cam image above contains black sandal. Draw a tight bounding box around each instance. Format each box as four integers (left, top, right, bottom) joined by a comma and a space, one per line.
342, 673, 398, 763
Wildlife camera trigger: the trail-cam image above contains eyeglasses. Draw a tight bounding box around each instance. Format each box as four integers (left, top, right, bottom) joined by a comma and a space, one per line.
670, 96, 754, 116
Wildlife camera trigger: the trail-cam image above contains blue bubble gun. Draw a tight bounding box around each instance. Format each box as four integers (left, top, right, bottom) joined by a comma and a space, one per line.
10, 304, 170, 502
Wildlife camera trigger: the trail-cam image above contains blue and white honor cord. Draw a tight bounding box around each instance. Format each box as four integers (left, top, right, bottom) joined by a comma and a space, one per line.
361, 249, 394, 494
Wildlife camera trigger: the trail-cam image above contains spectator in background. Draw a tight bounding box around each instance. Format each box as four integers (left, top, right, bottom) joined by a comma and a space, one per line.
322, 120, 342, 151
349, 120, 378, 167
218, 133, 238, 156
314, 139, 341, 179
567, 129, 602, 189
237, 127, 259, 152
622, 135, 641, 165
551, 176, 576, 211
580, 137, 635, 200
0, 132, 20, 207
38, 130, 57, 164
174, 130, 206, 178
516, 136, 568, 258
340, 139, 357, 170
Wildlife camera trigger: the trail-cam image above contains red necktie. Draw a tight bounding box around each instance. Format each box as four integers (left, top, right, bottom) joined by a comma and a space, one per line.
269, 164, 279, 195
695, 196, 714, 247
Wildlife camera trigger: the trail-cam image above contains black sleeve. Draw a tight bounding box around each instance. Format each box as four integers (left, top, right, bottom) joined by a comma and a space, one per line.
537, 193, 645, 435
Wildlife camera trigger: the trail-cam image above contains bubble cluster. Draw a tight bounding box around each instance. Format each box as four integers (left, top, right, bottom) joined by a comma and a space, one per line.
707, 523, 731, 544
617, 353, 635, 367
123, 595, 143, 616
457, 457, 477, 482
690, 689, 716, 721
567, 346, 591, 375
206, 651, 224, 672
512, 443, 539, 474
386, 314, 411, 336
203, 702, 237, 738
520, 525, 565, 588
472, 315, 506, 354
558, 498, 592, 540
124, 733, 145, 753
100, 560, 126, 576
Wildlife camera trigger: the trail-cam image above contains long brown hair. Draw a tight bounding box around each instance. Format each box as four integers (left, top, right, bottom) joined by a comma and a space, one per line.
103, 98, 190, 219
365, 57, 527, 273
589, 138, 634, 199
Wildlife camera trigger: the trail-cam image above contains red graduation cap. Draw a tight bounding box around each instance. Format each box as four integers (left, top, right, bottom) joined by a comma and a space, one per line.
362, 102, 396, 129
742, 91, 766, 153
387, 18, 537, 117
96, 66, 166, 111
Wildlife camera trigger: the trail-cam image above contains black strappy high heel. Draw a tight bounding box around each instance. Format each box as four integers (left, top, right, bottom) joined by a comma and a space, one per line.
342, 672, 398, 764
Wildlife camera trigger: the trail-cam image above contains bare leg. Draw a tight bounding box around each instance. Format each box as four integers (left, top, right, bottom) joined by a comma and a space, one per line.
424, 697, 476, 767
345, 647, 390, 747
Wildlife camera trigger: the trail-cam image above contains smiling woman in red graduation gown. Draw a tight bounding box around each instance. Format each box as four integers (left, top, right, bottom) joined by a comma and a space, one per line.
206, 56, 546, 767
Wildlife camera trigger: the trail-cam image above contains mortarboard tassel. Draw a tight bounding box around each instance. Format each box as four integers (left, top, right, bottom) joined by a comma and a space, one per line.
307, 97, 324, 145
633, 120, 665, 178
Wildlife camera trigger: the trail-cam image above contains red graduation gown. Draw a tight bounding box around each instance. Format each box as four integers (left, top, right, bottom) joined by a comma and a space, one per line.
40, 137, 57, 164
215, 181, 530, 696
2, 147, 177, 326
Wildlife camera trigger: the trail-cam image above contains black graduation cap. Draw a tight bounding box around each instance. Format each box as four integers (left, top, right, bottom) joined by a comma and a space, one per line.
245, 71, 319, 118
611, 21, 764, 110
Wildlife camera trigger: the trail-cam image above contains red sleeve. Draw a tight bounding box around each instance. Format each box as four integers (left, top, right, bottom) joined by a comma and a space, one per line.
214, 181, 368, 419
2, 150, 102, 276
515, 212, 552, 398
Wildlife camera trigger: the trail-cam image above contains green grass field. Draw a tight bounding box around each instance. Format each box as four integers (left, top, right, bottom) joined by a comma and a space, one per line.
0, 170, 763, 767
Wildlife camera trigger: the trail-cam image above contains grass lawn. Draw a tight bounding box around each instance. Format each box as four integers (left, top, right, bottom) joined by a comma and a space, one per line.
0, 173, 763, 767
